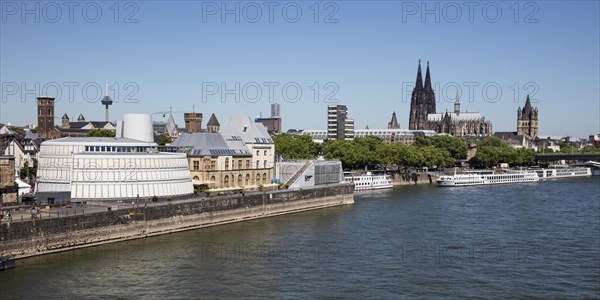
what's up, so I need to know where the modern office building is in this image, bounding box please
[327,105,354,140]
[297,129,437,144]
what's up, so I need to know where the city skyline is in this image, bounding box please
[1,1,599,138]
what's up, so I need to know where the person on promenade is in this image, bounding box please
[7,210,12,222]
[0,210,4,221]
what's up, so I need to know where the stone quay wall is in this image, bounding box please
[0,184,354,259]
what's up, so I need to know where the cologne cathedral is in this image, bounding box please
[408,61,493,137]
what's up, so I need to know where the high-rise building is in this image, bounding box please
[327,105,354,140]
[408,60,436,130]
[256,103,282,134]
[517,95,539,139]
[271,102,280,118]
[184,112,203,133]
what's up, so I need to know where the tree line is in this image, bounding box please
[274,134,546,170]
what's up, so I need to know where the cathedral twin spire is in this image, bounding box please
[409,60,436,130]
[415,60,433,90]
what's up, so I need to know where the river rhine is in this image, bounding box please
[1,177,599,299]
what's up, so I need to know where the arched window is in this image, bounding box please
[256,173,261,184]
[237,174,242,186]
[262,173,267,184]
[224,175,229,187]
[225,158,229,170]
[210,175,216,182]
[193,176,199,181]
[245,174,250,185]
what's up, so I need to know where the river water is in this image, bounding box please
[1,177,599,299]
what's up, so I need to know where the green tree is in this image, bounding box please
[470,137,535,168]
[19,158,38,182]
[157,133,172,146]
[426,135,468,159]
[86,129,116,137]
[580,145,600,153]
[273,134,319,159]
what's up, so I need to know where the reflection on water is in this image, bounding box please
[1,178,599,298]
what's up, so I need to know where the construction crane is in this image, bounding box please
[152,106,186,119]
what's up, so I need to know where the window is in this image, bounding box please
[225,158,229,170]
[246,160,250,169]
[256,150,260,156]
[237,174,242,186]
[238,160,242,170]
[262,173,267,184]
[263,160,267,168]
[193,160,199,171]
[264,150,267,155]
[245,174,250,185]
[224,175,230,187]
[211,160,216,170]
[256,161,259,169]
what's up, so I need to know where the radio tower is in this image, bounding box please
[101,80,113,122]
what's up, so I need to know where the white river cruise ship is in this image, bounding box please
[344,172,393,191]
[533,167,592,180]
[436,170,539,187]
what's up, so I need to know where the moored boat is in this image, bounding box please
[532,167,592,180]
[436,170,539,187]
[344,172,393,190]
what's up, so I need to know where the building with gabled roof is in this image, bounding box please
[169,117,275,190]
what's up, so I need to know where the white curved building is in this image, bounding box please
[36,114,193,203]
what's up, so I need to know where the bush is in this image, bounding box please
[204,189,212,196]
[152,195,158,202]
[166,196,172,201]
[193,188,198,195]
[258,184,264,191]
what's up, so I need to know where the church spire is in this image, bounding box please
[388,111,400,129]
[454,91,460,115]
[424,61,432,90]
[522,94,532,116]
[415,60,423,90]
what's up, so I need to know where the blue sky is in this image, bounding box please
[1,1,599,138]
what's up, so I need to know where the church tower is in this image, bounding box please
[408,60,436,130]
[423,61,436,115]
[453,92,460,115]
[517,95,538,139]
[61,113,70,128]
[37,96,55,139]
[388,111,400,129]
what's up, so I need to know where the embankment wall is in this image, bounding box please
[0,184,353,259]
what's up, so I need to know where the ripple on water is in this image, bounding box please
[0,178,598,299]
